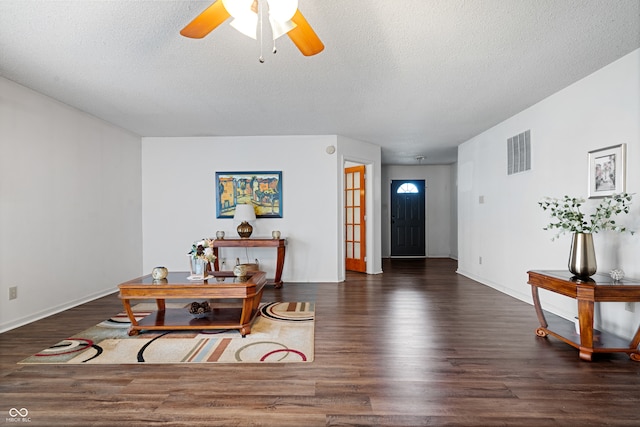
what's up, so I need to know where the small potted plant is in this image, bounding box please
[538,193,634,277]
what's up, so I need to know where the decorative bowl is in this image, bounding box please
[234,262,258,276]
[152,266,168,280]
[188,301,211,318]
[190,312,210,319]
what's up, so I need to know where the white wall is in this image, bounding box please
[0,77,143,332]
[142,135,381,282]
[381,164,454,258]
[457,49,640,340]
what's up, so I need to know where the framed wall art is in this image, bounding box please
[588,144,626,198]
[215,171,282,218]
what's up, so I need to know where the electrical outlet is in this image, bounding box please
[625,302,635,313]
[479,256,483,265]
[9,286,17,300]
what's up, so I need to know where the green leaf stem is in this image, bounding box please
[538,193,635,240]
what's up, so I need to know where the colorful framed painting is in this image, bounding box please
[216,171,282,218]
[588,144,626,198]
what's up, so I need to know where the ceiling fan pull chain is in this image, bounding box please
[258,0,265,63]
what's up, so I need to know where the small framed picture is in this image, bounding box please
[588,144,626,198]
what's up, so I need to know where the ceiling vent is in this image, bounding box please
[507,130,531,175]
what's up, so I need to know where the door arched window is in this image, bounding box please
[396,183,419,194]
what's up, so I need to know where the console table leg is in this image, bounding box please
[577,299,594,350]
[626,322,640,362]
[630,324,640,349]
[579,348,594,361]
[212,248,220,271]
[531,287,548,329]
[274,245,286,288]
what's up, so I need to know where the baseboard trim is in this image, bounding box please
[456,268,574,321]
[0,288,117,333]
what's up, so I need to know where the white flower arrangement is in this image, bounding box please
[189,239,217,263]
[538,193,634,240]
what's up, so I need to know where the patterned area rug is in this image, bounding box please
[19,302,314,364]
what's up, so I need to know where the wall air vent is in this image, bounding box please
[507,130,531,175]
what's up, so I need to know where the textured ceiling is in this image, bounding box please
[1,1,639,165]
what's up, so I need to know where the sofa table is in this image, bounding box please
[118,270,266,337]
[211,238,286,288]
[527,270,640,362]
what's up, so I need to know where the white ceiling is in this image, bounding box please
[1,1,639,165]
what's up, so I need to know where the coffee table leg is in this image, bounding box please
[239,298,254,337]
[122,298,140,336]
[240,325,251,337]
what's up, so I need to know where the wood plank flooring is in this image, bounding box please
[1,258,639,426]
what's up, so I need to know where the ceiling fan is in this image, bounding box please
[180,0,324,57]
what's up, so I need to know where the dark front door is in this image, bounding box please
[390,180,425,257]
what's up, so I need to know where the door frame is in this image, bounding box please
[345,164,366,272]
[390,179,426,257]
[387,178,428,258]
[341,159,375,278]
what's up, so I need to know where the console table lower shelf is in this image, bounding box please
[535,311,640,362]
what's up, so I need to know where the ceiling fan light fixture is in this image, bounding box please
[223,0,299,40]
[270,18,296,40]
[266,0,298,39]
[182,0,323,57]
[222,0,256,19]
[267,0,298,22]
[230,15,259,39]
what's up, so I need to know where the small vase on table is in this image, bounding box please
[189,257,208,279]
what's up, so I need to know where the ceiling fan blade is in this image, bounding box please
[180,0,231,39]
[287,9,324,56]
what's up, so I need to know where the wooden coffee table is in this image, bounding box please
[118,270,266,337]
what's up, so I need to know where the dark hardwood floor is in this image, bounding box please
[1,258,639,426]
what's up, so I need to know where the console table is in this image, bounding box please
[527,270,640,362]
[212,238,286,288]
